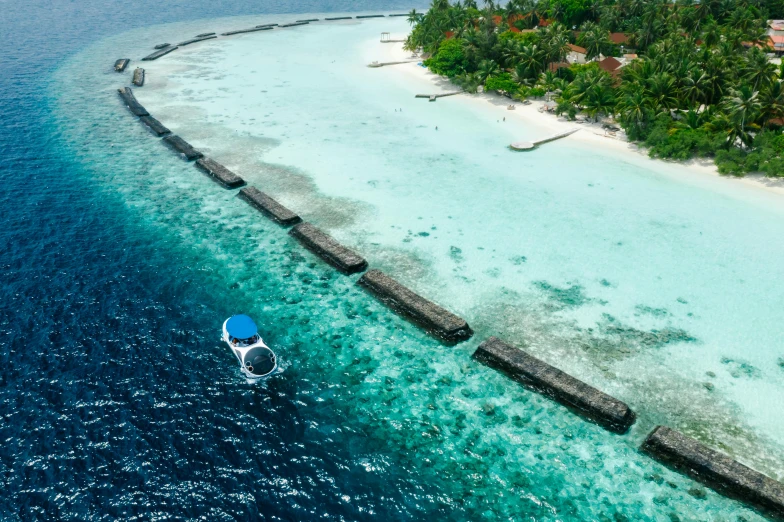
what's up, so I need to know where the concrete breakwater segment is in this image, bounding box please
[296,18,319,22]
[142,46,178,61]
[356,14,385,18]
[222,26,273,36]
[642,426,784,518]
[239,187,302,226]
[257,23,279,27]
[162,135,203,161]
[325,16,353,20]
[195,158,245,188]
[117,87,149,117]
[177,35,218,47]
[280,22,309,28]
[196,32,216,37]
[358,269,473,342]
[153,43,170,49]
[114,59,130,72]
[388,13,408,16]
[289,223,368,274]
[132,68,145,87]
[472,337,636,433]
[138,115,170,136]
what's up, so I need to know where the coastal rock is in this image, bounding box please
[132,68,145,87]
[114,58,130,72]
[117,87,148,117]
[357,269,472,342]
[472,337,636,433]
[289,223,367,274]
[239,187,301,226]
[195,157,244,188]
[162,135,203,161]
[641,426,784,518]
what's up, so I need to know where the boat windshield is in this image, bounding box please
[230,334,259,347]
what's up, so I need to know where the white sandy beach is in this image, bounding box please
[370,34,784,198]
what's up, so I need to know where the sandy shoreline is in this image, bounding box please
[370,36,784,198]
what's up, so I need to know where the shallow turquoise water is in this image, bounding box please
[44,12,784,520]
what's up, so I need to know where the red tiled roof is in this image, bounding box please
[609,33,629,44]
[598,56,622,71]
[568,43,587,54]
[547,61,571,72]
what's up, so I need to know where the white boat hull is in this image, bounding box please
[222,320,277,380]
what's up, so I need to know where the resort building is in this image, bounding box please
[567,43,587,64]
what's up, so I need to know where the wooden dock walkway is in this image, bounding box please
[415,91,462,101]
[510,128,578,150]
[368,59,419,68]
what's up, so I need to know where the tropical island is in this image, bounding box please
[404,0,784,176]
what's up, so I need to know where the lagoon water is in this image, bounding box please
[2,0,783,520]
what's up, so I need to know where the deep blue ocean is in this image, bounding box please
[0,1,456,520]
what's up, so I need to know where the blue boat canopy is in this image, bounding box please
[226,314,258,339]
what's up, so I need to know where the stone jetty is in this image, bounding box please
[139,115,170,136]
[472,337,636,433]
[162,136,203,161]
[642,426,784,518]
[117,87,148,117]
[222,26,273,36]
[114,59,130,72]
[177,35,218,47]
[142,46,178,61]
[239,187,301,226]
[132,68,145,87]
[358,269,473,342]
[289,223,368,274]
[195,158,245,188]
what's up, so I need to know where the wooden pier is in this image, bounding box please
[510,128,578,151]
[368,59,419,68]
[415,91,462,101]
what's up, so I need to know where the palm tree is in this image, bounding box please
[476,59,501,82]
[743,48,777,92]
[725,85,761,148]
[758,81,784,128]
[517,44,545,78]
[407,9,423,26]
[617,88,652,136]
[578,22,612,60]
[646,72,679,112]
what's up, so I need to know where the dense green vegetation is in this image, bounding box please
[405,0,784,176]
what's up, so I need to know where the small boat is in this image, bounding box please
[222,314,277,380]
